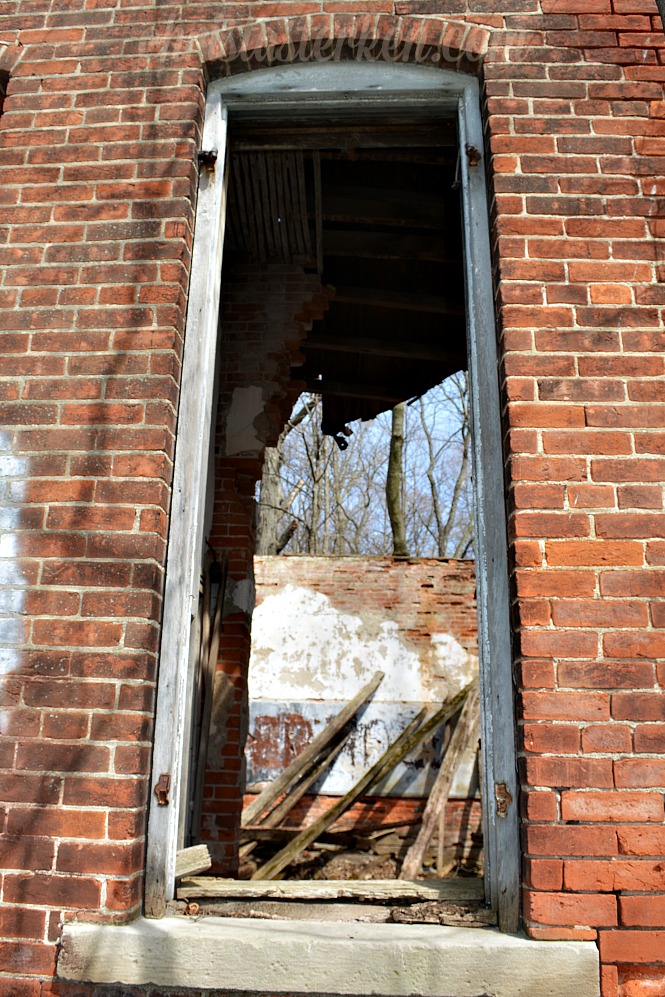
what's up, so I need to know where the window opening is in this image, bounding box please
[144,64,519,936]
[175,116,487,924]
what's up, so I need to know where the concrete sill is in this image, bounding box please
[58,915,600,997]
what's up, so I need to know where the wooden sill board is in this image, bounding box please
[176,877,484,902]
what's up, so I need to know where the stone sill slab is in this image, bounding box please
[58,916,600,997]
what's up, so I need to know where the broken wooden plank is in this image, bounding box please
[251,682,473,881]
[239,736,351,861]
[241,670,384,827]
[400,679,479,881]
[389,899,495,928]
[302,334,464,365]
[251,709,426,881]
[262,730,351,829]
[175,844,212,880]
[190,553,228,844]
[176,877,483,903]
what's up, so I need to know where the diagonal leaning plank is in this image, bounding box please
[399,678,479,880]
[252,681,472,882]
[251,709,426,881]
[241,670,384,827]
[239,733,352,861]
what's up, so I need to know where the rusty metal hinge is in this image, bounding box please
[495,782,513,818]
[154,773,171,806]
[198,148,218,169]
[465,144,481,168]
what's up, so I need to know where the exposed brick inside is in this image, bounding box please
[202,265,330,871]
[0,3,664,994]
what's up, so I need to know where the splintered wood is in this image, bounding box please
[184,674,484,924]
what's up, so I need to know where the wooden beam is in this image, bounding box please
[304,379,404,403]
[251,710,426,881]
[175,844,212,880]
[390,900,496,928]
[143,95,229,920]
[241,670,384,827]
[303,335,465,365]
[333,286,464,315]
[230,123,456,152]
[399,679,479,881]
[322,229,455,262]
[252,683,471,882]
[322,186,448,231]
[177,877,483,903]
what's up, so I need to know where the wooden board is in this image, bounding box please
[175,844,212,880]
[143,95,229,919]
[177,877,484,902]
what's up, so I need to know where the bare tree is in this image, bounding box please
[386,402,409,557]
[417,372,473,558]
[256,374,474,559]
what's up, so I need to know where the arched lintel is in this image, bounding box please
[196,14,489,81]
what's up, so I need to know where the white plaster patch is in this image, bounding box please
[430,633,478,697]
[225,385,264,456]
[248,584,480,795]
[250,584,426,702]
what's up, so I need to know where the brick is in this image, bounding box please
[521,789,559,821]
[545,541,644,566]
[520,631,599,658]
[559,660,655,689]
[600,930,665,964]
[581,723,632,752]
[615,758,665,787]
[56,841,143,876]
[552,601,648,628]
[634,724,665,752]
[523,722,580,753]
[525,890,617,927]
[4,874,101,910]
[524,858,563,890]
[613,695,665,721]
[524,756,614,788]
[620,895,665,927]
[617,826,665,856]
[526,824,617,856]
[561,791,665,823]
[522,690,610,721]
[603,632,665,658]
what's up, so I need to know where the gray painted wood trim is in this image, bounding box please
[458,79,520,933]
[144,95,229,918]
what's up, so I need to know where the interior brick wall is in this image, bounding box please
[0,3,664,995]
[254,555,478,654]
[202,264,330,872]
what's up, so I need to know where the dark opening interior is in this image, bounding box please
[225,115,467,445]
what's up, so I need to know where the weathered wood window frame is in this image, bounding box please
[144,62,520,933]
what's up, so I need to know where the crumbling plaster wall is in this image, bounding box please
[248,556,479,798]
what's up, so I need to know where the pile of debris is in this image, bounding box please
[237,671,482,882]
[175,673,488,926]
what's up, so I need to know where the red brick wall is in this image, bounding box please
[254,555,478,654]
[0,4,664,995]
